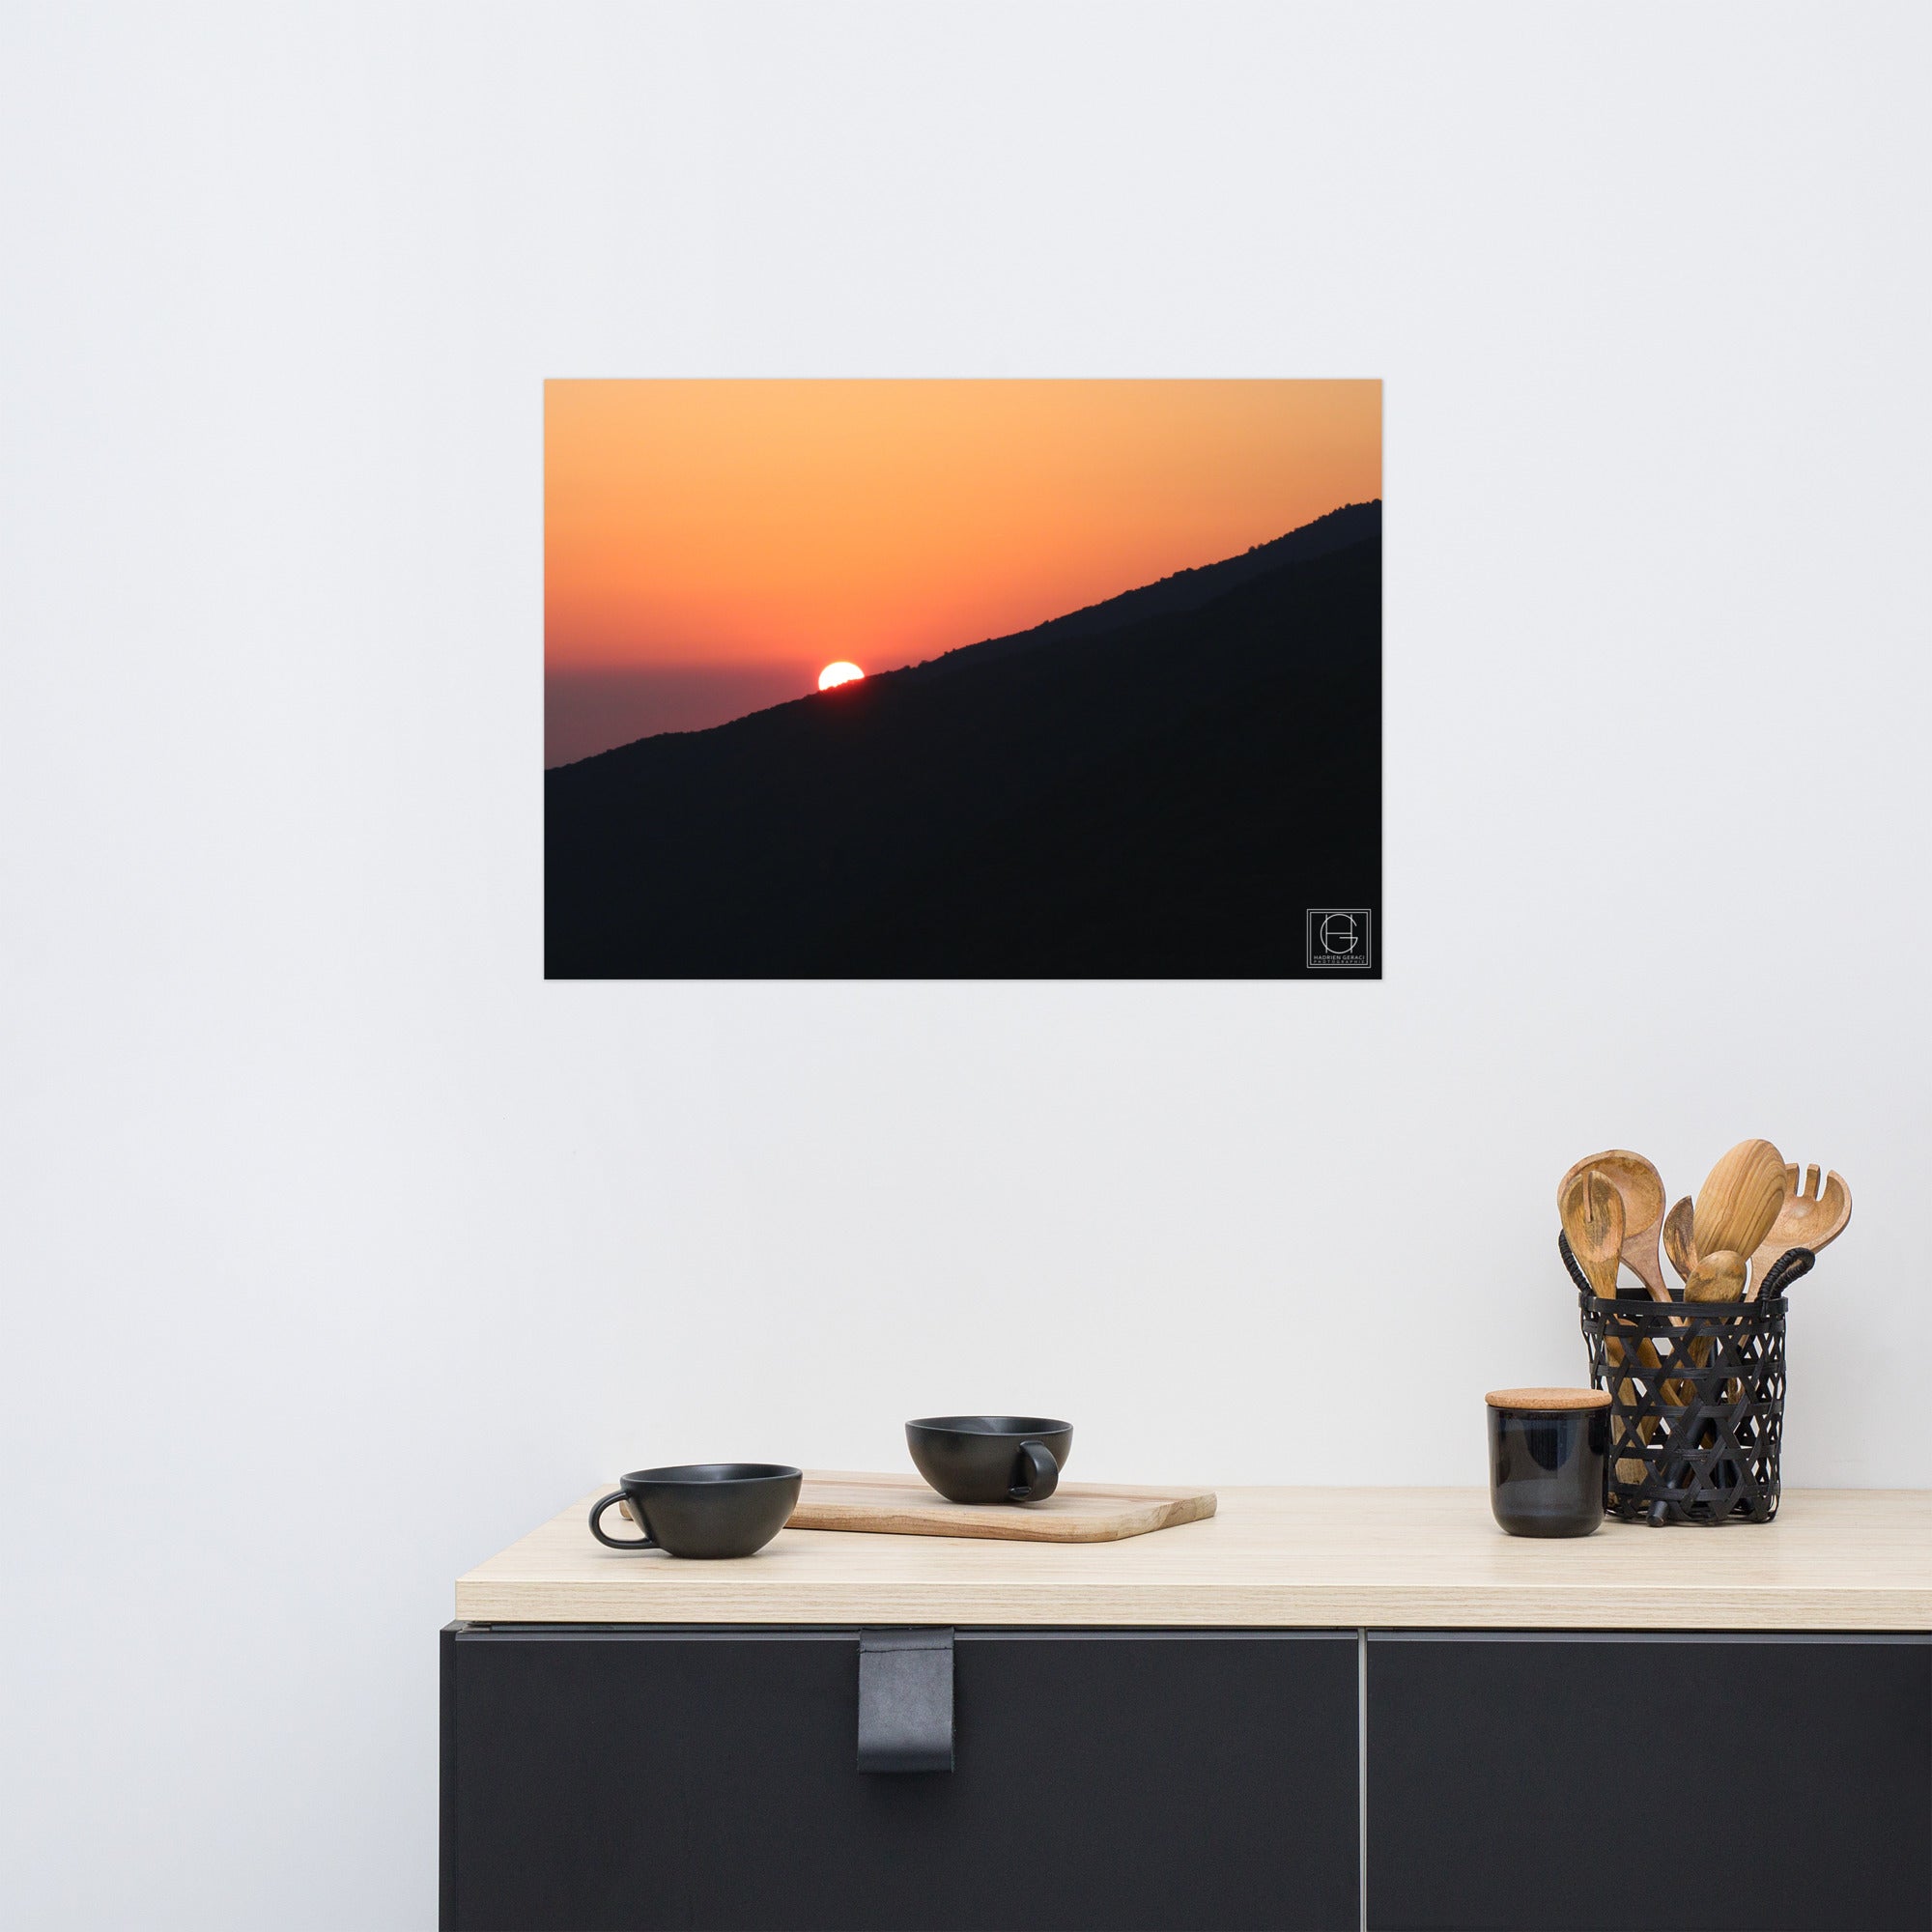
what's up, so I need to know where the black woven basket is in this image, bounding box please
[1564,1234,1812,1525]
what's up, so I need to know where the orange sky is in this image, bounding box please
[545,380,1380,682]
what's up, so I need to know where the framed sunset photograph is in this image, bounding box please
[545,379,1381,978]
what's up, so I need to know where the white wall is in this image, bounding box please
[3,4,1927,1925]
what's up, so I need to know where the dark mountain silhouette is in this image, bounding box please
[547,503,1380,978]
[898,497,1380,685]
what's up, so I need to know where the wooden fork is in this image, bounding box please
[1748,1165,1852,1298]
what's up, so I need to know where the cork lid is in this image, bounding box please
[1485,1386,1611,1411]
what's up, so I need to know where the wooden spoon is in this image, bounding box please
[1556,1151,1669,1301]
[1559,1168,1624,1297]
[1664,1248,1748,1404]
[1657,1196,1698,1406]
[1684,1249,1746,1304]
[1662,1196,1697,1285]
[1747,1165,1852,1299]
[1692,1140,1786,1268]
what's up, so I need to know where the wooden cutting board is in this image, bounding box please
[785,1470,1217,1544]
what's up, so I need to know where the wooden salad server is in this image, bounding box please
[1559,1168,1650,1483]
[1557,1151,1669,1301]
[1747,1165,1852,1299]
[1559,1167,1624,1297]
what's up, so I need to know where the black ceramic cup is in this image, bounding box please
[905,1416,1072,1505]
[587,1463,803,1558]
[1485,1389,1608,1538]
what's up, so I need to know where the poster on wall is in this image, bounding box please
[545,380,1381,979]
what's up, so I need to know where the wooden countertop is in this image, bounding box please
[455,1482,1932,1631]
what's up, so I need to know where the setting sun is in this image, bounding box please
[817,662,865,691]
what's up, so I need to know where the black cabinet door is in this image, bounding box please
[1366,1632,1932,1931]
[442,1626,1359,1932]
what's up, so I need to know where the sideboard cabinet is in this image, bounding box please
[443,1487,1932,1931]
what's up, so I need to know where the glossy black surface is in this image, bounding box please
[441,1625,1360,1931]
[587,1463,802,1559]
[904,1416,1073,1504]
[1486,1406,1605,1538]
[1367,1633,1932,1930]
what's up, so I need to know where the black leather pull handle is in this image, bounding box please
[857,1629,954,1774]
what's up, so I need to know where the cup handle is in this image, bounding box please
[1009,1440,1060,1503]
[588,1491,657,1550]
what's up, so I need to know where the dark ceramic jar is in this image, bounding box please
[1485,1387,1609,1538]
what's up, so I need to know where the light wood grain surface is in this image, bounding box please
[454,1483,1932,1631]
[1483,1388,1610,1411]
[786,1472,1215,1542]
